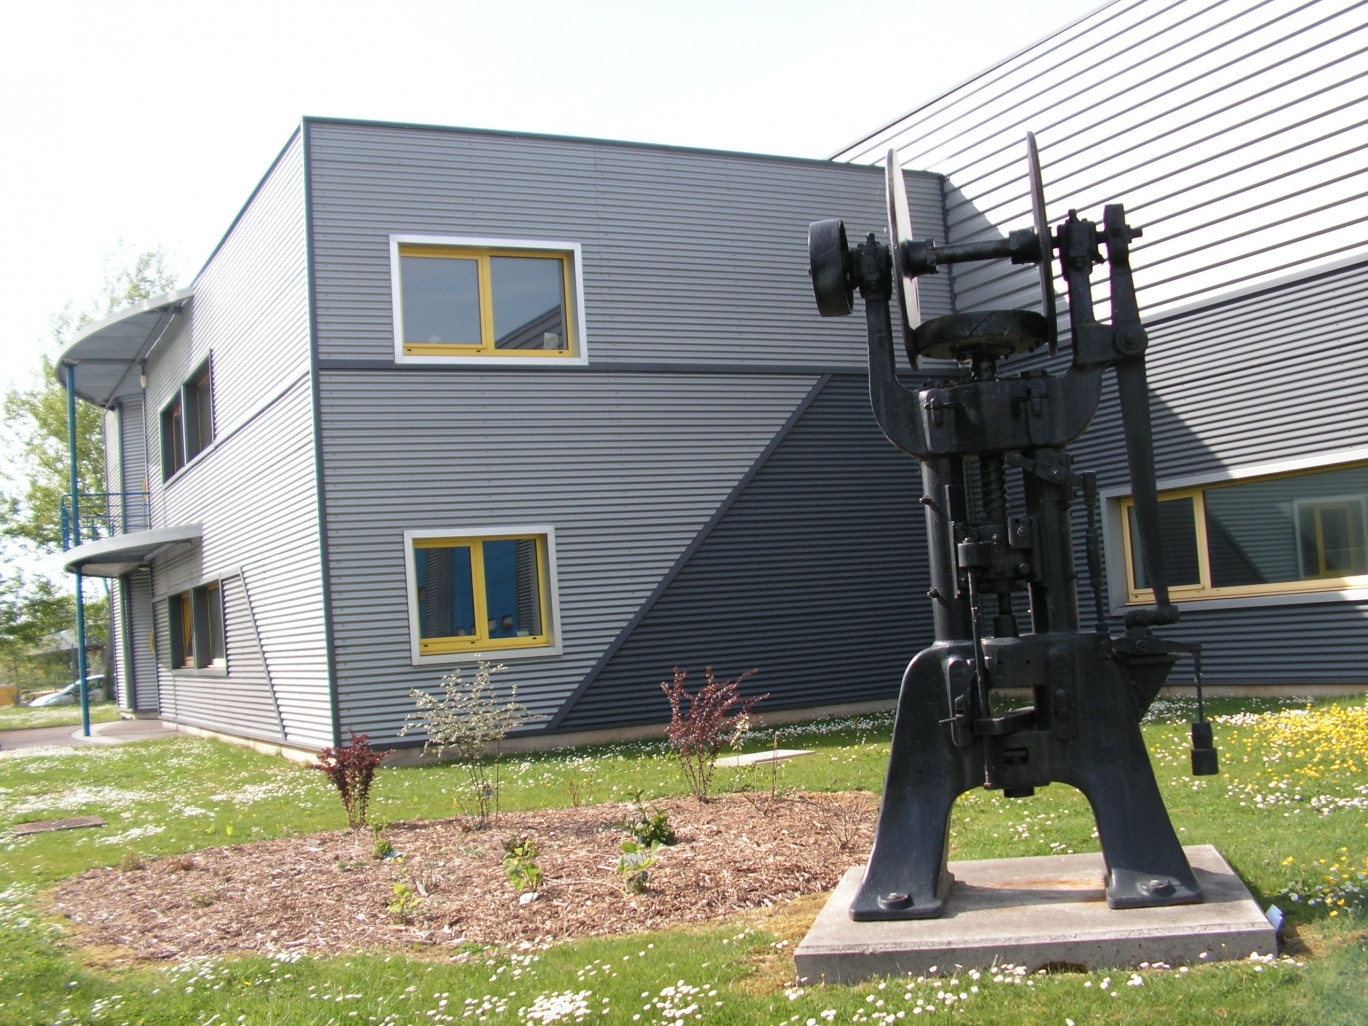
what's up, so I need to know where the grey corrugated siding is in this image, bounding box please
[305,121,950,368]
[556,375,928,731]
[828,0,1368,688]
[836,0,1368,323]
[321,370,824,741]
[120,574,157,711]
[138,134,332,747]
[303,121,951,742]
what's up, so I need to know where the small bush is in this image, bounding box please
[661,666,766,800]
[313,730,387,830]
[616,840,661,894]
[387,882,421,925]
[621,797,676,847]
[402,659,538,828]
[501,836,543,893]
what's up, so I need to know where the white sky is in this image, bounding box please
[0,0,1104,395]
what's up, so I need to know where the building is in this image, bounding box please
[60,0,1368,755]
[57,122,951,754]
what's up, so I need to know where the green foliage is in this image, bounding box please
[620,796,676,847]
[616,839,661,893]
[402,658,538,827]
[501,835,543,892]
[386,882,421,924]
[371,835,396,861]
[660,665,766,800]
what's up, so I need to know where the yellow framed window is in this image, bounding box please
[411,534,551,655]
[1121,462,1368,602]
[397,244,575,357]
[167,581,227,671]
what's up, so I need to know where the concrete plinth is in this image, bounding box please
[795,846,1275,984]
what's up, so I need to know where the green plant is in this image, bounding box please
[402,659,538,828]
[372,836,396,861]
[386,882,421,924]
[660,665,766,800]
[313,730,388,829]
[616,840,661,893]
[501,835,543,892]
[119,849,144,872]
[621,796,676,847]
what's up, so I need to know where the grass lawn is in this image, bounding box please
[0,696,1364,1024]
[0,703,123,732]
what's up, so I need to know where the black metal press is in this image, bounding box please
[808,135,1219,921]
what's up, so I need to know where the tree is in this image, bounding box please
[0,247,179,687]
[2,246,178,552]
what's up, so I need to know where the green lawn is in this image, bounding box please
[1,697,1364,1024]
[0,702,123,732]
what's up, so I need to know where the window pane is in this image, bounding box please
[401,255,481,346]
[415,544,477,640]
[192,370,214,457]
[205,584,225,664]
[1129,497,1200,589]
[481,539,543,638]
[1205,466,1368,586]
[163,399,185,478]
[489,257,567,351]
[172,593,194,668]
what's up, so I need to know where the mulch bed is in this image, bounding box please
[50,792,876,961]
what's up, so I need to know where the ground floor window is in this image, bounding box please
[405,529,556,659]
[168,581,225,670]
[1121,462,1368,603]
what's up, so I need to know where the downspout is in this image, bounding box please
[65,361,90,737]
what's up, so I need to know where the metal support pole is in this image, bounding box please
[65,362,90,737]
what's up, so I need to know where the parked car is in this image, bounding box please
[27,676,107,707]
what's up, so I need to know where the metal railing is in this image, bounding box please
[60,492,151,551]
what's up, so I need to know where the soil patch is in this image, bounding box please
[51,792,875,962]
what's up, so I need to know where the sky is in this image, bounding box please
[0,0,1105,396]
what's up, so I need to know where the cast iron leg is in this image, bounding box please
[850,643,979,921]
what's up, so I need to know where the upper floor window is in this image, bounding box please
[390,236,587,365]
[1120,462,1368,603]
[160,359,214,480]
[403,527,561,663]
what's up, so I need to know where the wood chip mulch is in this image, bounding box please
[49,792,875,962]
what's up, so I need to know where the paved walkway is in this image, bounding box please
[0,717,179,752]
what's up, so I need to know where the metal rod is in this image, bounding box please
[66,362,90,738]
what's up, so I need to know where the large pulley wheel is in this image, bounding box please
[808,218,855,317]
[885,148,922,367]
[1026,132,1059,356]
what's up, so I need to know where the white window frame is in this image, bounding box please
[402,525,564,665]
[389,235,589,367]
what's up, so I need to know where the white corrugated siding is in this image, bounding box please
[140,134,331,747]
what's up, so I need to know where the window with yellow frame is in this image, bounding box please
[1121,462,1368,603]
[395,241,578,358]
[410,534,552,656]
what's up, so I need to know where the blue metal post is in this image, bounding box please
[65,362,90,737]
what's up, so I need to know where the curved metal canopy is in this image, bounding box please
[55,288,194,406]
[62,523,202,578]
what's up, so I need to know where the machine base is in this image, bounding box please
[795,846,1274,985]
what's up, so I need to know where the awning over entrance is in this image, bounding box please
[62,524,202,578]
[55,288,194,406]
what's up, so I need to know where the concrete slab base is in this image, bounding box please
[795,845,1275,985]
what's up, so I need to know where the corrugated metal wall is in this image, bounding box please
[305,120,944,741]
[556,375,928,731]
[836,0,1368,321]
[828,0,1368,688]
[138,134,332,747]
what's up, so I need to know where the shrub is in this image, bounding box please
[621,796,676,847]
[401,659,538,828]
[313,730,387,830]
[501,836,543,893]
[661,666,766,800]
[387,882,421,924]
[616,840,661,894]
